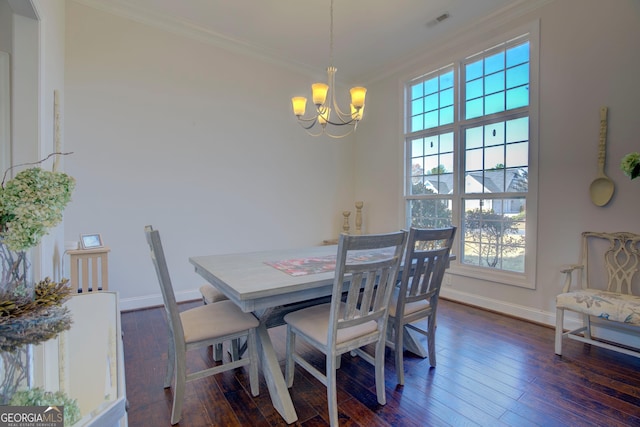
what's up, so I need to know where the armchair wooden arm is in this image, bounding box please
[559,264,584,293]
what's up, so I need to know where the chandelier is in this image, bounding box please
[291,0,366,138]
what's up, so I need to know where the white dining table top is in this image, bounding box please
[189,245,341,313]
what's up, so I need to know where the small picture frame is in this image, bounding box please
[80,233,103,249]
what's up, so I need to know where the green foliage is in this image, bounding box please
[0,168,75,251]
[620,152,640,179]
[464,208,520,268]
[10,387,81,426]
[409,181,452,228]
[428,164,447,174]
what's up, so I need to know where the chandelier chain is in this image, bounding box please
[329,0,334,66]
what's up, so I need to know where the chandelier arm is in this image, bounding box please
[299,123,326,137]
[324,126,355,139]
[323,117,358,127]
[297,118,319,130]
[296,117,357,138]
[295,115,320,124]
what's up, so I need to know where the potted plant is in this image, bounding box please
[0,155,75,404]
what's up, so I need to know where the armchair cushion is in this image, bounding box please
[557,289,640,325]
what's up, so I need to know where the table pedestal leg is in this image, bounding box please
[401,325,428,358]
[256,323,298,424]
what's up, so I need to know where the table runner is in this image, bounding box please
[265,248,395,276]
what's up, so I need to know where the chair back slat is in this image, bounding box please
[398,227,456,309]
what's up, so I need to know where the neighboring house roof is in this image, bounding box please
[423,168,527,195]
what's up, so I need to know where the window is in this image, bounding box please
[404,27,538,288]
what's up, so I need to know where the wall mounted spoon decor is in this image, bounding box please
[589,106,615,206]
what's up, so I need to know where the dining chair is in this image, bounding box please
[144,225,259,425]
[284,230,408,426]
[199,283,227,304]
[386,226,456,385]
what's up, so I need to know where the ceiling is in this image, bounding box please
[78,0,529,83]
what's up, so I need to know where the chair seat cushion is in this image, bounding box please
[199,284,228,304]
[181,300,258,343]
[556,289,640,325]
[388,287,431,318]
[284,302,378,346]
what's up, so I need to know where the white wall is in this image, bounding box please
[356,0,640,326]
[0,0,66,280]
[64,1,356,309]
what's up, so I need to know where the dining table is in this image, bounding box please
[189,243,445,424]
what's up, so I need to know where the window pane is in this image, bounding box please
[411,115,423,132]
[466,98,483,119]
[507,42,529,67]
[466,126,483,149]
[425,77,438,94]
[506,117,528,143]
[485,145,505,171]
[411,177,435,195]
[465,149,483,172]
[408,198,453,228]
[424,154,440,174]
[440,71,454,89]
[425,111,439,129]
[506,167,528,192]
[485,92,504,115]
[461,198,525,272]
[506,86,528,109]
[485,72,505,94]
[507,63,528,89]
[424,136,438,155]
[411,82,423,99]
[485,51,504,74]
[466,60,483,81]
[411,98,424,115]
[425,93,438,111]
[411,158,424,177]
[466,79,483,100]
[506,141,528,168]
[440,152,454,175]
[440,87,453,107]
[440,106,454,125]
[484,122,504,147]
[411,138,424,157]
[440,132,454,152]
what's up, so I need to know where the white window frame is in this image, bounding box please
[403,21,539,289]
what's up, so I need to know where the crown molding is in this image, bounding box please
[70,0,320,78]
[361,0,555,85]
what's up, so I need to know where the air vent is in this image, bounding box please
[426,12,450,28]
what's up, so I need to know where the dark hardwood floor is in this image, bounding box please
[122,299,640,426]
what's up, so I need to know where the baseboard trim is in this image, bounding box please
[119,289,201,312]
[120,286,587,334]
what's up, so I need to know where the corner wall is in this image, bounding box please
[355,0,640,328]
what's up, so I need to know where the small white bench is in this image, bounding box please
[555,231,640,358]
